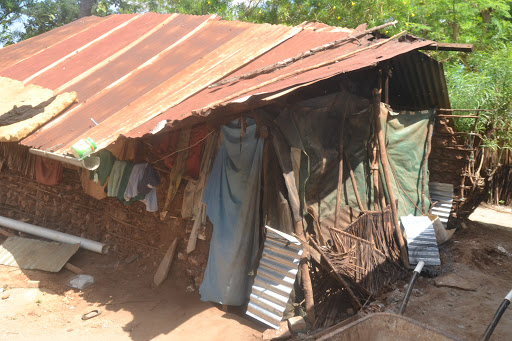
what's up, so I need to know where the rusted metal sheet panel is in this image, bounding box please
[246,226,303,329]
[0,16,106,73]
[0,12,442,152]
[134,35,433,135]
[53,21,300,152]
[21,14,221,149]
[390,51,450,109]
[1,14,139,82]
[0,237,79,272]
[30,13,172,90]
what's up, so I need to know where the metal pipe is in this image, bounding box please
[399,261,424,315]
[0,215,108,254]
[29,148,100,171]
[481,289,512,341]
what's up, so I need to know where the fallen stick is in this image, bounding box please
[64,263,85,275]
[0,227,14,237]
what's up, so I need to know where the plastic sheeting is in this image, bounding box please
[275,92,433,237]
[200,119,263,306]
[381,107,434,217]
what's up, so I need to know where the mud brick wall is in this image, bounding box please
[0,167,211,288]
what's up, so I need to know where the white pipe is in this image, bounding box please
[29,148,100,171]
[0,215,108,254]
[414,261,425,273]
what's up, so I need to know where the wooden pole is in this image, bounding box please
[270,127,315,323]
[335,111,347,229]
[372,88,409,267]
[421,118,434,213]
[343,150,366,212]
[371,144,383,210]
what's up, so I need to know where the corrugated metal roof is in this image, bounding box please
[246,226,303,329]
[0,236,80,272]
[0,13,435,154]
[389,51,450,109]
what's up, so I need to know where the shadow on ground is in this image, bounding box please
[0,241,265,341]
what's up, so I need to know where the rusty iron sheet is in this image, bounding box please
[2,14,139,82]
[30,13,173,90]
[0,16,106,73]
[390,51,450,109]
[0,13,440,153]
[68,22,300,152]
[0,237,79,272]
[22,16,299,152]
[133,34,434,135]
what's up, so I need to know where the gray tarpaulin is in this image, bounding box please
[200,118,263,306]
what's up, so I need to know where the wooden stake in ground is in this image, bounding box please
[372,89,409,267]
[154,238,178,287]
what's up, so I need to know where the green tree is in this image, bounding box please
[20,0,79,41]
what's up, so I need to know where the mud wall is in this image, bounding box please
[0,166,211,289]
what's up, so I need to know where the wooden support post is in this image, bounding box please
[343,150,366,212]
[335,111,347,229]
[371,144,380,211]
[160,129,191,220]
[271,127,315,323]
[372,88,409,267]
[421,118,434,213]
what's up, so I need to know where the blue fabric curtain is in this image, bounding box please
[200,119,263,306]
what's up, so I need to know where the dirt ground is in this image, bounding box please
[377,204,512,340]
[0,247,264,341]
[1,204,511,341]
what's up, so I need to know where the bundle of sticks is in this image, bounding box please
[312,206,405,302]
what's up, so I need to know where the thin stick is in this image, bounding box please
[209,21,398,88]
[344,150,366,212]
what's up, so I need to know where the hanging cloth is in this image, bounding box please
[35,156,62,186]
[200,119,263,306]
